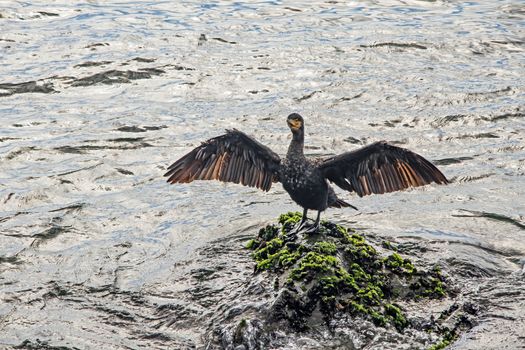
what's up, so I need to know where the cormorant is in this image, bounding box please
[164,113,448,233]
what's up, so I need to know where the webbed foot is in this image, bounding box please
[287,220,308,238]
[301,222,321,235]
[300,210,321,234]
[286,208,309,238]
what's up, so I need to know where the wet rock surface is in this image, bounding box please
[205,213,472,349]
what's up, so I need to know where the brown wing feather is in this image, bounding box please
[318,141,448,197]
[164,129,281,191]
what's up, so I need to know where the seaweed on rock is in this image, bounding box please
[247,212,448,333]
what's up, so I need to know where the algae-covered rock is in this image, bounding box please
[247,212,448,333]
[205,213,477,349]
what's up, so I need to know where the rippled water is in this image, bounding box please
[1,1,524,349]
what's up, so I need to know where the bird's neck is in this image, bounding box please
[287,131,305,160]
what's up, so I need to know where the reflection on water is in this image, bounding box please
[0,1,524,349]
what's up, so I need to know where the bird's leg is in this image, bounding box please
[296,208,309,231]
[289,208,308,235]
[302,211,321,234]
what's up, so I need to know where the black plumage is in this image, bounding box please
[165,113,448,233]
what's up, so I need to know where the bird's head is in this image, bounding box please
[287,113,304,133]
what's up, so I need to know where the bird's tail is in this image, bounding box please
[331,198,358,211]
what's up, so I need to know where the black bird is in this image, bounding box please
[164,113,448,233]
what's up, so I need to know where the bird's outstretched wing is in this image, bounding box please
[164,129,281,191]
[318,141,448,197]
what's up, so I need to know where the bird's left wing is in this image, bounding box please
[317,141,448,197]
[164,129,281,191]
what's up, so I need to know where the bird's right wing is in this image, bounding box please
[318,141,448,197]
[164,129,281,191]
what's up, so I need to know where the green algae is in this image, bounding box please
[427,330,458,350]
[245,239,257,250]
[248,212,450,333]
[313,241,337,255]
[278,211,302,233]
[384,303,408,331]
[384,252,416,275]
[381,240,398,251]
[289,251,338,281]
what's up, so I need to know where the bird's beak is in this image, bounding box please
[288,119,302,130]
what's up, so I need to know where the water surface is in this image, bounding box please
[1,1,524,349]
